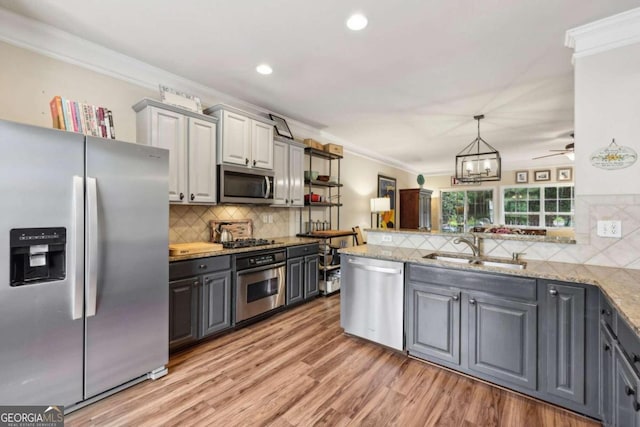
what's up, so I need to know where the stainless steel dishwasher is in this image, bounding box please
[340,255,404,351]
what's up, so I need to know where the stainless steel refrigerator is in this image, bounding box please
[0,119,169,410]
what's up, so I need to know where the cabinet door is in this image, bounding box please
[545,283,585,403]
[289,144,305,207]
[601,322,615,426]
[169,277,199,350]
[188,118,217,204]
[614,347,640,427]
[200,270,231,338]
[419,192,432,230]
[304,255,319,298]
[150,107,186,202]
[406,282,461,365]
[286,257,304,305]
[221,110,250,166]
[251,120,274,169]
[272,140,289,206]
[468,294,537,390]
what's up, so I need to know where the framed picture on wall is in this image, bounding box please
[269,114,294,139]
[557,167,573,181]
[515,170,529,183]
[377,174,396,229]
[534,169,551,182]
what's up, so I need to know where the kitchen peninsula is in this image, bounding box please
[340,228,640,423]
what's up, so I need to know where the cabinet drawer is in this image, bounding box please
[408,264,536,301]
[600,292,618,335]
[617,315,640,371]
[170,255,231,280]
[287,243,319,259]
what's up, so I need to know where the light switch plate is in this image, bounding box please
[597,220,622,238]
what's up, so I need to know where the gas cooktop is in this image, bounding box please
[221,238,277,249]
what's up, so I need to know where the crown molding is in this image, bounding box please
[565,7,640,59]
[0,6,417,174]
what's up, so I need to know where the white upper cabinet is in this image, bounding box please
[221,110,251,166]
[188,118,217,203]
[272,137,304,207]
[150,108,186,202]
[205,105,275,170]
[251,120,274,169]
[289,143,304,206]
[272,140,289,206]
[133,99,218,204]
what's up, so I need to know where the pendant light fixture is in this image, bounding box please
[455,114,501,182]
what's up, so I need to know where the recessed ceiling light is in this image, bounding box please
[346,13,368,31]
[256,64,273,75]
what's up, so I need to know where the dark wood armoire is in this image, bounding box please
[399,188,432,230]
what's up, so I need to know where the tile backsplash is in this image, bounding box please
[368,194,640,270]
[170,205,293,243]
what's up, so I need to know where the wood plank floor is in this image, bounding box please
[66,295,600,426]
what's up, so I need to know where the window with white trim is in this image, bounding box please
[502,184,574,228]
[441,188,495,232]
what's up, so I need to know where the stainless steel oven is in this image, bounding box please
[218,164,274,204]
[234,249,286,323]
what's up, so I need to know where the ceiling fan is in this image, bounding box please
[533,133,575,160]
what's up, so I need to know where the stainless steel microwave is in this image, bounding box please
[218,164,274,204]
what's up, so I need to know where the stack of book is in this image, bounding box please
[49,96,116,139]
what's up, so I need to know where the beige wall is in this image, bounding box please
[0,40,415,242]
[0,41,153,142]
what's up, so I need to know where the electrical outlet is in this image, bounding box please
[262,214,268,223]
[382,235,392,242]
[268,215,273,223]
[597,220,622,238]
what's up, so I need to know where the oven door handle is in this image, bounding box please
[236,261,286,275]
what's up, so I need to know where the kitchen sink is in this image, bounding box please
[423,252,526,270]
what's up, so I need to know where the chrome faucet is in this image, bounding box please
[453,234,481,257]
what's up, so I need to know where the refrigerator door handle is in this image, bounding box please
[72,176,84,320]
[86,176,98,317]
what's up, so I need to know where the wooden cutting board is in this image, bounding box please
[169,242,223,256]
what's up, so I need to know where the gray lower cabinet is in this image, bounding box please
[599,292,640,426]
[169,277,199,349]
[200,270,232,338]
[287,257,304,305]
[407,265,537,388]
[286,244,319,304]
[467,293,537,390]
[305,254,319,298]
[613,347,640,427]
[601,321,615,426]
[406,282,460,365]
[406,264,600,420]
[169,255,232,351]
[544,282,586,403]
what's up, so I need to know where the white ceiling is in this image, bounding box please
[1,0,637,175]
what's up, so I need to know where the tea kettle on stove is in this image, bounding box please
[214,223,234,243]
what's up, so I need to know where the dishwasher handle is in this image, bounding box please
[347,259,403,275]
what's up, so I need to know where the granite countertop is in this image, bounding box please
[340,244,640,334]
[364,228,577,244]
[169,236,321,262]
